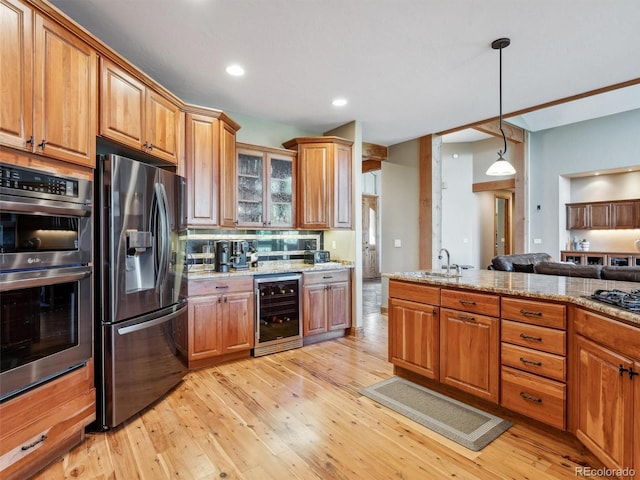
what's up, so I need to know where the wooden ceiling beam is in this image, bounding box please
[362,142,388,162]
[473,120,525,144]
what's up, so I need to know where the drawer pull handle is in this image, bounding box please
[322,276,334,279]
[215,285,229,289]
[459,300,476,306]
[519,392,542,403]
[519,333,542,342]
[519,357,542,367]
[629,367,639,380]
[457,314,476,322]
[22,434,47,451]
[520,309,542,317]
[619,365,630,377]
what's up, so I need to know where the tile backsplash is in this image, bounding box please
[183,229,323,268]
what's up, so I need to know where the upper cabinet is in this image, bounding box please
[566,199,640,230]
[184,105,240,227]
[282,136,353,230]
[0,0,97,167]
[236,143,296,229]
[100,58,181,165]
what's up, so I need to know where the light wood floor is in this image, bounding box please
[33,282,611,479]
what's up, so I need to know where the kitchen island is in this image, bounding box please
[384,269,639,479]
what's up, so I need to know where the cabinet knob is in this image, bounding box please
[619,364,630,377]
[629,367,639,380]
[26,135,34,148]
[37,139,46,150]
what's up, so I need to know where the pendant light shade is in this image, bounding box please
[486,37,515,177]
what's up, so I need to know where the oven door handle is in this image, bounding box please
[0,197,92,217]
[0,268,91,292]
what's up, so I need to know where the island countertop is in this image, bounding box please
[384,269,640,327]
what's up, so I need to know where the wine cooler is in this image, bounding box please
[253,273,303,356]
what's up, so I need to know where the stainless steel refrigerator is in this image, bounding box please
[95,154,187,429]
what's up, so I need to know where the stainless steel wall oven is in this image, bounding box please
[0,163,92,401]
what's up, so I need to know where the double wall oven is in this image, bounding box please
[0,163,93,401]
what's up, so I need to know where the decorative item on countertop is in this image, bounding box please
[580,239,590,251]
[572,236,580,251]
[635,238,640,252]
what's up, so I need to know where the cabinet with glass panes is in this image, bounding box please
[236,143,296,228]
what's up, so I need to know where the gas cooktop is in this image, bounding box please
[588,289,640,313]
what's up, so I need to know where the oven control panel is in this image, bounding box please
[0,164,78,198]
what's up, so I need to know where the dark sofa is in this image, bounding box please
[489,253,640,282]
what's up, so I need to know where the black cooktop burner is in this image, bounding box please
[589,289,640,313]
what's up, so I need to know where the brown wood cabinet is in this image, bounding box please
[388,280,440,380]
[282,137,353,229]
[440,307,499,403]
[236,143,296,228]
[566,199,640,230]
[612,200,640,228]
[500,297,567,430]
[183,277,254,369]
[0,0,97,167]
[302,269,351,337]
[100,58,181,165]
[572,308,639,477]
[0,362,95,480]
[184,107,240,226]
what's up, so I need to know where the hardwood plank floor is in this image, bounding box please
[32,283,612,479]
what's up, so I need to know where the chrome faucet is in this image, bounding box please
[438,248,451,273]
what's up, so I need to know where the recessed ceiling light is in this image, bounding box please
[226,64,245,76]
[332,98,348,107]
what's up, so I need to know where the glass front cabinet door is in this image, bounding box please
[236,144,295,228]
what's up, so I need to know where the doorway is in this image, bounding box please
[494,192,513,256]
[362,194,380,279]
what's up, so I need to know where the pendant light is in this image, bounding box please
[486,37,516,176]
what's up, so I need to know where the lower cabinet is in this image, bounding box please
[572,308,639,477]
[0,363,95,480]
[388,297,439,380]
[183,277,254,368]
[500,297,567,430]
[440,308,499,403]
[302,269,351,337]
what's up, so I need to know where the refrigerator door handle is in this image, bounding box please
[117,306,185,335]
[152,182,170,291]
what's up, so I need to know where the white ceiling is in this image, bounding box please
[50,0,640,147]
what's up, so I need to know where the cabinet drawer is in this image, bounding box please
[501,297,566,329]
[389,280,439,305]
[501,319,566,355]
[188,276,253,296]
[441,289,499,317]
[501,343,566,381]
[501,366,566,430]
[303,269,350,286]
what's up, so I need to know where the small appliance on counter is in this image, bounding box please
[230,240,249,270]
[304,250,330,264]
[215,240,230,272]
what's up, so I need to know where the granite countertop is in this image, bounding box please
[384,269,640,327]
[188,260,353,280]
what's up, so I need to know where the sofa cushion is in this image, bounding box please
[601,266,640,282]
[534,262,602,279]
[490,253,554,272]
[513,263,535,273]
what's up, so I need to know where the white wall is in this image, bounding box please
[380,139,420,305]
[229,111,319,148]
[529,109,640,256]
[441,143,480,268]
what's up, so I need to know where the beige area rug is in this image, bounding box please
[360,377,512,451]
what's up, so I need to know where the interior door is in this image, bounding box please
[362,195,380,278]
